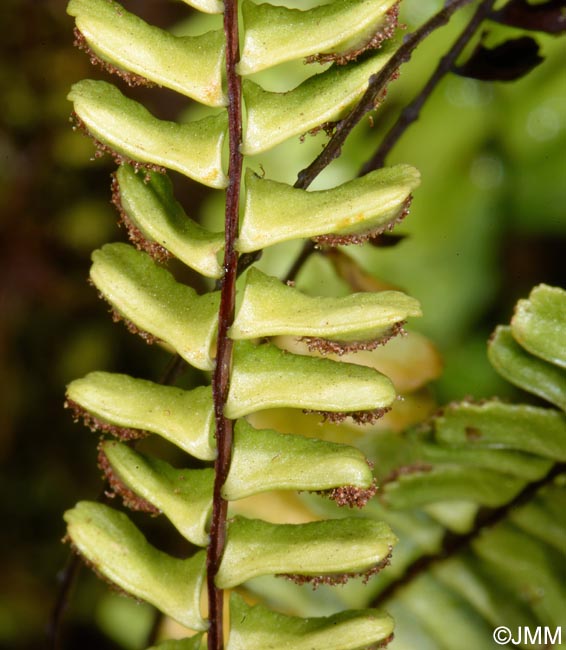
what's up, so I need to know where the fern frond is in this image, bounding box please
[62,0,425,647]
[231,267,421,344]
[223,419,374,499]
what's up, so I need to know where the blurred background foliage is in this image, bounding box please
[0,0,564,648]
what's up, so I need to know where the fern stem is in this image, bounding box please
[361,0,497,173]
[296,0,476,188]
[207,1,242,648]
[371,461,566,607]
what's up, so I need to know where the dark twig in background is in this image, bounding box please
[295,0,476,189]
[360,0,498,173]
[285,0,477,283]
[158,353,188,386]
[284,240,317,284]
[47,554,82,650]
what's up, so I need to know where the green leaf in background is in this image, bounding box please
[489,325,566,411]
[511,284,566,369]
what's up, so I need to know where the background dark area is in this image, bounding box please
[0,1,564,648]
[1,2,198,647]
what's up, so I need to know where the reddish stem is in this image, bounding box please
[207,1,242,649]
